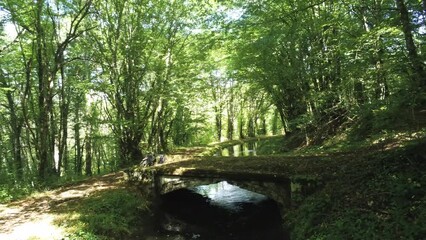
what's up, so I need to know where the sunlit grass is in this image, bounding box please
[1,172,148,240]
[51,188,149,240]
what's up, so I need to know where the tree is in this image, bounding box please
[395,0,426,88]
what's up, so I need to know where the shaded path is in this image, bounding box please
[0,172,125,240]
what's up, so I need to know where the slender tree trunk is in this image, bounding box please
[215,109,222,141]
[374,44,388,100]
[238,114,244,139]
[85,136,92,176]
[74,99,82,175]
[247,117,255,138]
[226,101,234,140]
[96,140,101,175]
[260,117,267,135]
[227,114,234,140]
[58,65,69,176]
[272,110,279,135]
[238,97,245,139]
[158,99,169,152]
[227,86,235,140]
[49,96,56,174]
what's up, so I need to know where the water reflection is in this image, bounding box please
[216,142,258,157]
[192,181,268,212]
[158,181,287,240]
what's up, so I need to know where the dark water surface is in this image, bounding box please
[143,181,288,240]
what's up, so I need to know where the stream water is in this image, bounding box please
[152,181,288,240]
[215,139,283,157]
[139,139,291,239]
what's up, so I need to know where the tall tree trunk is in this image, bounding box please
[0,72,24,180]
[57,65,69,176]
[96,140,101,175]
[227,113,234,140]
[238,97,245,139]
[227,110,233,141]
[247,117,255,138]
[215,108,222,141]
[74,98,82,175]
[85,136,92,176]
[260,117,267,135]
[395,0,426,88]
[158,99,169,152]
[227,91,234,140]
[374,39,388,100]
[35,0,51,180]
[272,110,279,135]
[238,115,244,139]
[8,98,24,181]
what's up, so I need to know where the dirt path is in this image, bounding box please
[0,172,125,240]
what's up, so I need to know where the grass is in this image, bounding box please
[53,188,149,240]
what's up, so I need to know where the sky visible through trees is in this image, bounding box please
[0,0,425,184]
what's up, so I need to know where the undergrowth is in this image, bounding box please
[286,141,426,240]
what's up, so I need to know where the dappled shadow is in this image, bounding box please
[0,172,126,239]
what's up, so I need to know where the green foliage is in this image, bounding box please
[255,136,287,154]
[0,183,34,203]
[64,231,100,240]
[351,96,425,140]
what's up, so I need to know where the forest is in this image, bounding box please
[0,0,425,239]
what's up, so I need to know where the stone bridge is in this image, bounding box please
[125,166,321,216]
[156,175,292,209]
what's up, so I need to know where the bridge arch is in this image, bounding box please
[125,167,322,217]
[155,175,292,214]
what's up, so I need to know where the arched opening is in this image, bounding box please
[157,181,289,240]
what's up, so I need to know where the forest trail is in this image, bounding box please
[0,172,125,240]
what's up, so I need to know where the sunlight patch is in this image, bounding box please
[0,214,64,240]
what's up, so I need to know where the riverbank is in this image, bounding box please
[286,139,425,239]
